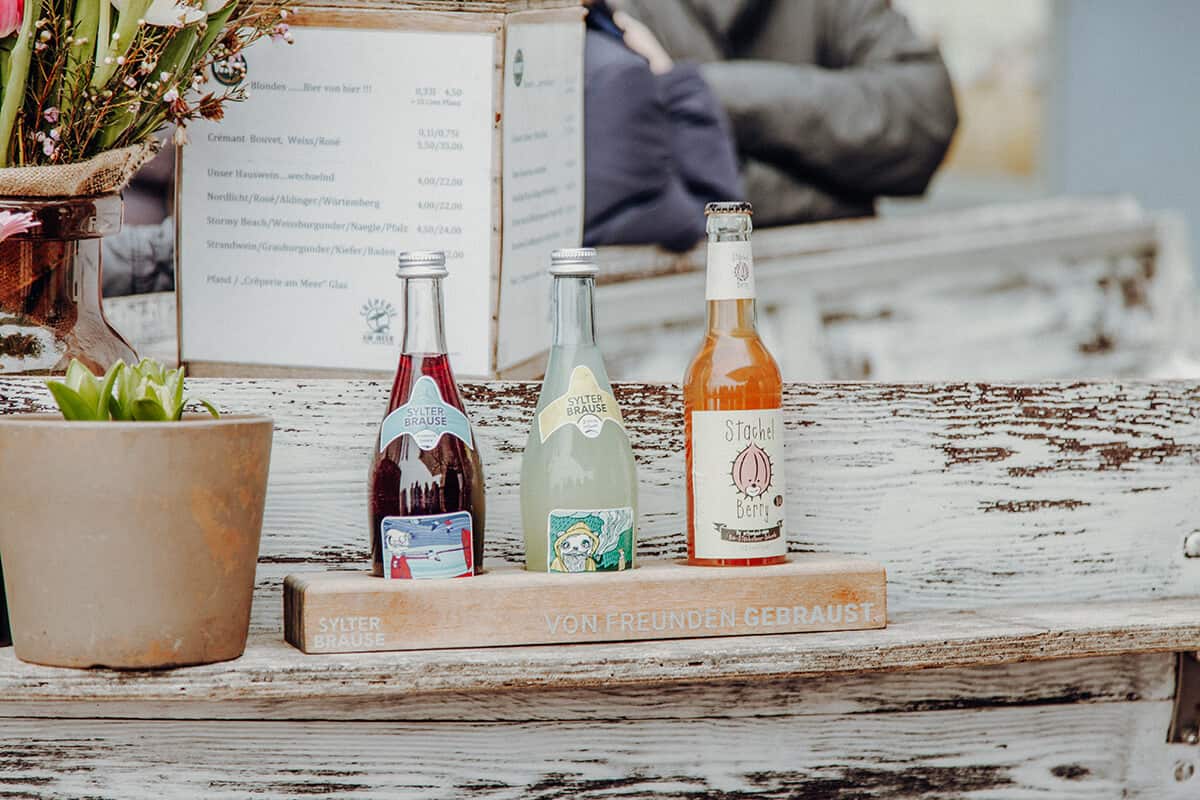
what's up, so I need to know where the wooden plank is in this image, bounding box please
[102,292,178,367]
[596,212,1171,379]
[284,557,887,653]
[0,699,1191,798]
[293,0,579,11]
[2,379,1197,613]
[594,195,1148,287]
[0,598,1197,714]
[0,651,1172,721]
[286,6,504,31]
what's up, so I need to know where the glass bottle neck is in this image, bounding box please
[705,212,757,334]
[400,277,447,354]
[552,275,596,347]
[706,297,758,333]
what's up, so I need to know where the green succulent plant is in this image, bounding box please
[46,358,220,422]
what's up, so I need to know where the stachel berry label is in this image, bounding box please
[691,409,786,559]
[705,241,755,301]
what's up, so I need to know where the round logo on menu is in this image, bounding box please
[513,49,525,87]
[212,53,248,87]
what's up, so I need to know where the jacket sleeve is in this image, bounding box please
[698,0,958,197]
[740,157,874,228]
[583,33,739,253]
[656,63,744,208]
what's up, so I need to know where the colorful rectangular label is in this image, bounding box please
[547,507,635,572]
[691,409,787,559]
[381,511,475,580]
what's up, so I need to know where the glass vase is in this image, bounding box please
[0,194,137,375]
[0,559,8,648]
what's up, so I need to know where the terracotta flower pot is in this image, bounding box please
[0,414,273,669]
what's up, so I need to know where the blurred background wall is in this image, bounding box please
[1050,0,1200,268]
[894,0,1200,275]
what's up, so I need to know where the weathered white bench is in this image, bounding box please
[2,377,1198,797]
[104,196,1198,382]
[594,196,1197,381]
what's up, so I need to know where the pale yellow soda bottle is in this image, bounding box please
[520,249,638,572]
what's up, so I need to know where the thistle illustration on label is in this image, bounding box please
[691,409,786,559]
[379,376,473,452]
[537,365,625,443]
[547,507,634,572]
[381,511,475,580]
[705,241,755,301]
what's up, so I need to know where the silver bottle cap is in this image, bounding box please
[549,247,598,277]
[705,201,753,217]
[396,251,448,278]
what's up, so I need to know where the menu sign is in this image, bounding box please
[178,24,496,374]
[497,20,585,371]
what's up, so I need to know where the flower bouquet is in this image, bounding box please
[0,0,291,375]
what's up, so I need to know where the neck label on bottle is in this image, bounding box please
[538,365,625,443]
[380,376,474,452]
[706,241,755,301]
[691,408,786,559]
[546,507,635,573]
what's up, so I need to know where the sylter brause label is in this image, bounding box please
[379,375,473,452]
[537,365,625,443]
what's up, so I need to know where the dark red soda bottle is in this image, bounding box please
[368,251,486,579]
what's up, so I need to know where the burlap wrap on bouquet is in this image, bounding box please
[0,140,159,197]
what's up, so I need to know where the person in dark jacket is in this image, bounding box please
[583,1,743,252]
[615,0,959,227]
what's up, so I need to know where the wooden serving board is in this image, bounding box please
[283,556,887,653]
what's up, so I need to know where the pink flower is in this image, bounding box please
[0,0,23,38]
[42,106,59,124]
[0,211,39,242]
[110,0,221,27]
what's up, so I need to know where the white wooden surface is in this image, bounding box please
[103,292,177,366]
[1,655,1196,798]
[596,197,1197,381]
[2,376,1198,797]
[6,378,1196,620]
[0,598,1196,720]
